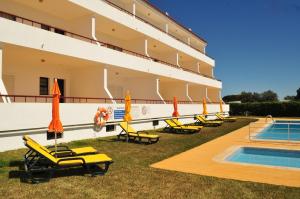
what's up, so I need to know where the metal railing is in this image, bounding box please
[249,121,300,143]
[0,111,225,138]
[0,11,219,81]
[0,94,222,104]
[102,0,209,55]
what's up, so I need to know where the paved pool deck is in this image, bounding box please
[151,118,300,187]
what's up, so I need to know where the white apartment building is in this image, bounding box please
[0,0,228,151]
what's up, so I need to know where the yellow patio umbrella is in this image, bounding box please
[123,91,132,142]
[123,91,132,122]
[219,98,224,113]
[172,96,179,117]
[202,97,208,115]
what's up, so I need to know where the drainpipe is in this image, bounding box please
[176,53,181,68]
[165,23,169,33]
[91,17,100,46]
[186,83,193,103]
[133,1,136,18]
[145,39,150,57]
[156,79,165,104]
[104,68,116,104]
[0,48,10,103]
[187,37,191,45]
[197,62,200,73]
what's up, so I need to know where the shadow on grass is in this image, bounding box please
[9,165,108,184]
[110,137,157,145]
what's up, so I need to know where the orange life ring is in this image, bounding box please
[94,107,109,127]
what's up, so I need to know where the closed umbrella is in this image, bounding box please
[172,96,179,117]
[202,97,208,115]
[48,79,64,155]
[219,98,224,113]
[123,91,132,142]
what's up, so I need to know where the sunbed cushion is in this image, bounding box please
[197,116,223,124]
[57,154,112,166]
[26,140,112,166]
[172,119,203,129]
[165,120,199,130]
[119,122,137,133]
[216,113,237,121]
[23,135,97,155]
[119,122,160,139]
[71,147,98,154]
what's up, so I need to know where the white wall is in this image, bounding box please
[0,102,229,151]
[0,18,222,89]
[160,82,188,101]
[70,0,215,66]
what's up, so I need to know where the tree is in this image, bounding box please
[222,95,240,102]
[260,90,278,102]
[296,88,300,100]
[223,90,279,103]
[284,96,295,101]
[240,92,256,103]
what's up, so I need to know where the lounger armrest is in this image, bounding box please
[137,131,149,134]
[49,149,73,155]
[47,145,69,150]
[57,157,86,165]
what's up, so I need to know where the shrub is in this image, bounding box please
[230,102,300,117]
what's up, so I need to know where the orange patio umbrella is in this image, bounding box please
[48,79,64,133]
[202,97,208,115]
[48,79,63,153]
[219,98,224,113]
[172,96,179,117]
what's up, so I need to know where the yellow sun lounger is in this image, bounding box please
[164,119,200,134]
[24,138,113,183]
[215,113,237,122]
[172,119,203,130]
[118,122,160,144]
[23,135,97,157]
[195,115,223,127]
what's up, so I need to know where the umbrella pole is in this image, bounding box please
[55,132,57,158]
[126,122,129,142]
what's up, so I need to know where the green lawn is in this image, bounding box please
[0,118,299,199]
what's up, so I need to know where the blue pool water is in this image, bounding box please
[226,147,300,169]
[255,120,300,141]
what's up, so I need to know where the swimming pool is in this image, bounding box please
[255,120,300,141]
[226,147,300,169]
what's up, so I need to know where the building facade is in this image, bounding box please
[0,0,228,151]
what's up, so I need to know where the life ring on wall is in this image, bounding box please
[94,107,109,127]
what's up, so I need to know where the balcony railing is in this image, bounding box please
[102,0,208,55]
[0,94,220,104]
[0,11,220,81]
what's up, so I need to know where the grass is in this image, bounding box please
[0,118,300,199]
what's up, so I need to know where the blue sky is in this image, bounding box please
[149,0,300,99]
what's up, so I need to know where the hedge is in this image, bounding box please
[229,101,300,117]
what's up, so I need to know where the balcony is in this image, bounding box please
[0,11,219,81]
[103,0,208,54]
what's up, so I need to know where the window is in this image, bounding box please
[41,24,50,31]
[39,77,49,95]
[54,28,65,35]
[106,125,115,132]
[153,120,159,126]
